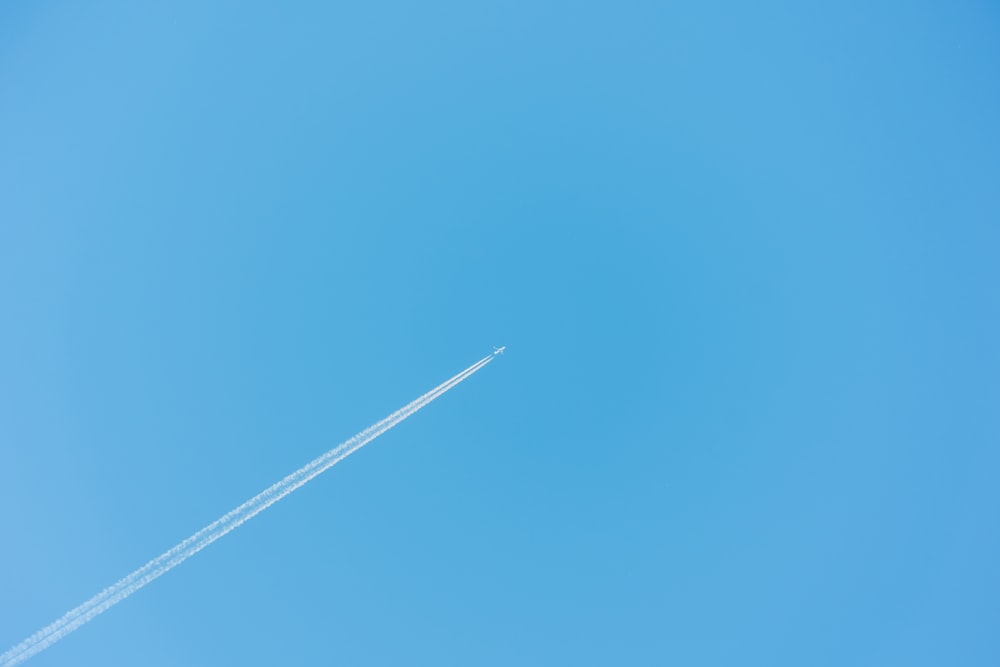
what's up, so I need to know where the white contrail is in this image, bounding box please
[0,354,494,667]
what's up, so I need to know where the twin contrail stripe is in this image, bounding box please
[0,354,493,667]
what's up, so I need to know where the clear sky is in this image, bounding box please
[1,1,998,665]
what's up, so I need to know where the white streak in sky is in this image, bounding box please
[0,354,493,667]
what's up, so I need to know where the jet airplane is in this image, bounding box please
[493,346,506,355]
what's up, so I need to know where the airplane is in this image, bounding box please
[493,346,506,355]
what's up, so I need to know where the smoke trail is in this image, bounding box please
[1,354,494,667]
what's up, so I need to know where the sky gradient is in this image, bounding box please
[2,1,999,665]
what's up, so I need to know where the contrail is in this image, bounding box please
[0,354,494,666]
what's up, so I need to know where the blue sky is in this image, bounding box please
[1,1,998,665]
